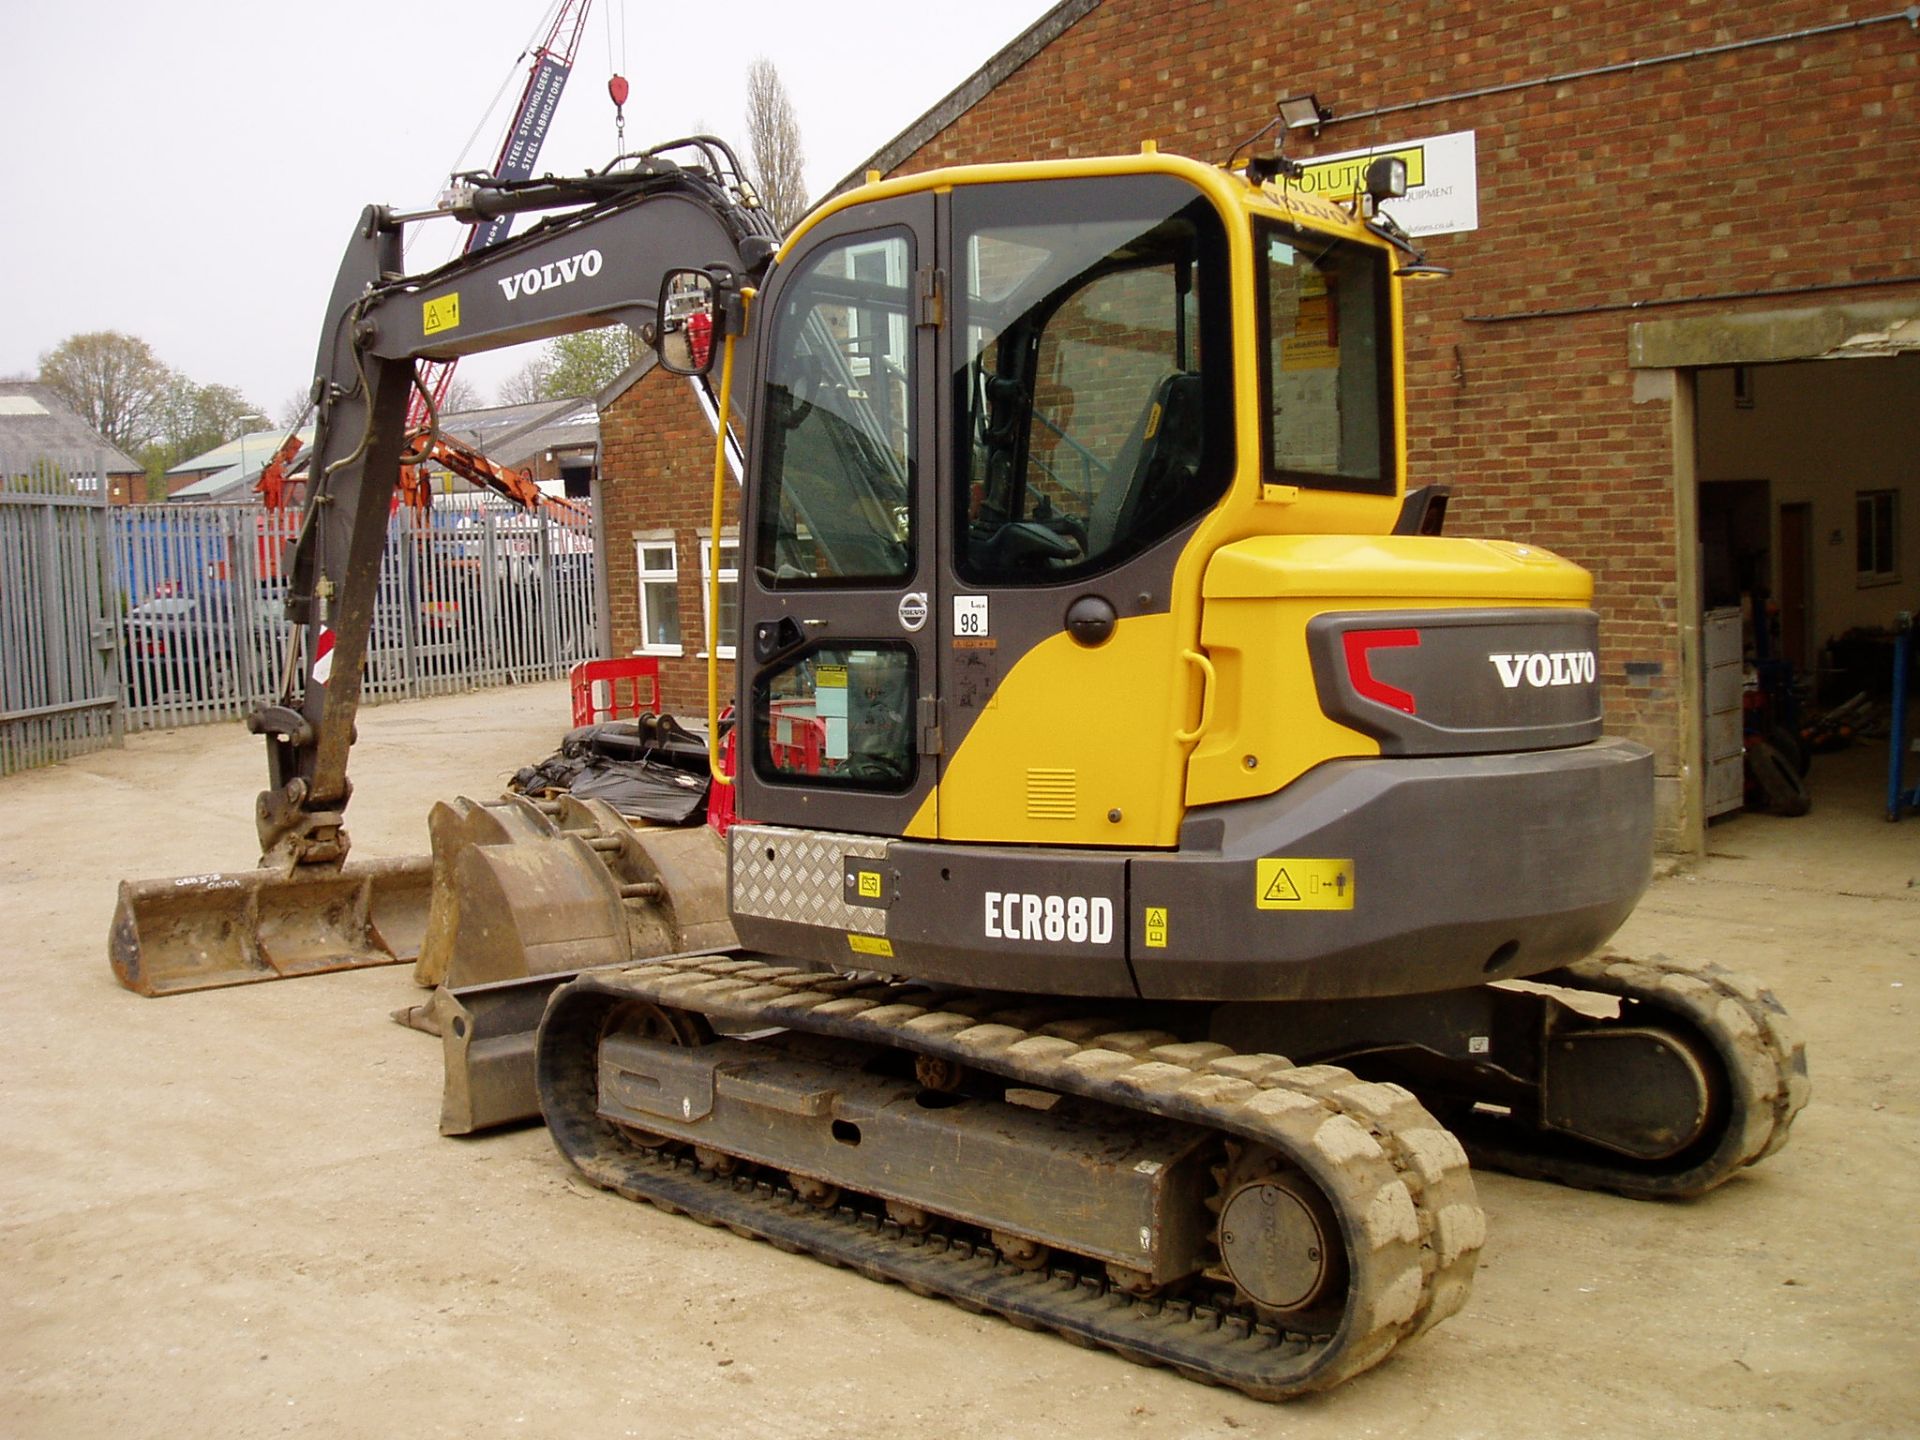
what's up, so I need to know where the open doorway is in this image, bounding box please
[1693,353,1919,826]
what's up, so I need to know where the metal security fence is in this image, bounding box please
[1,455,121,776]
[110,497,600,734]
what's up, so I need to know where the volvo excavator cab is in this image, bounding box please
[703,154,1653,1005]
[110,139,1805,1401]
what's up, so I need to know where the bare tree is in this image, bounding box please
[497,353,555,406]
[38,332,172,452]
[440,375,484,416]
[744,58,809,233]
[277,387,314,430]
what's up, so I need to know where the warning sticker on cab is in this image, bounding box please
[1143,907,1169,948]
[423,292,461,336]
[1255,858,1354,911]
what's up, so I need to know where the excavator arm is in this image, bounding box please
[254,143,777,871]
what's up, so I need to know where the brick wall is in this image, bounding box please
[599,0,1919,834]
[598,371,740,716]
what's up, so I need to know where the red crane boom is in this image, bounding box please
[412,0,604,426]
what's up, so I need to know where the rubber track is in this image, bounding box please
[539,954,1485,1399]
[1468,952,1810,1198]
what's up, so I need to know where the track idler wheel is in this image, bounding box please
[1215,1145,1349,1331]
[1477,955,1809,1198]
[1542,1022,1720,1161]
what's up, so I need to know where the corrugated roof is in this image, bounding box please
[486,400,599,469]
[169,464,250,500]
[166,401,597,499]
[0,381,143,475]
[439,398,575,447]
[166,426,312,477]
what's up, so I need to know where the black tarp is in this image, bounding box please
[509,714,719,826]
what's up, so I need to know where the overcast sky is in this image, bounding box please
[0,0,1053,417]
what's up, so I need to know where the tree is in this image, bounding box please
[277,387,314,431]
[540,326,641,399]
[38,331,172,452]
[745,58,809,233]
[497,353,554,407]
[137,377,269,493]
[440,374,484,416]
[153,378,257,458]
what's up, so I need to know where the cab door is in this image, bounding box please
[735,197,940,839]
[935,172,1237,849]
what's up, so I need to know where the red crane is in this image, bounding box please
[262,2,626,513]
[411,0,609,426]
[396,429,588,521]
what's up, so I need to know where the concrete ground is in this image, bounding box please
[2,683,1915,1439]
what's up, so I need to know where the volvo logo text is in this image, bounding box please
[497,248,603,301]
[1488,651,1597,688]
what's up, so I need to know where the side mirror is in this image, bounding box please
[656,269,718,376]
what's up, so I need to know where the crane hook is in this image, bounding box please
[608,73,629,151]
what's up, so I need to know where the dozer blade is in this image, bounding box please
[427,946,746,1136]
[109,855,433,997]
[422,973,570,1136]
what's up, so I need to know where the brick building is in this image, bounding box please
[596,0,1920,849]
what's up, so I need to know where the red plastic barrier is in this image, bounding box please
[569,657,662,727]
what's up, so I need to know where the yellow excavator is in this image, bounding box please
[109,135,1806,1398]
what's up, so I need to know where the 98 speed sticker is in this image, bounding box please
[984,890,1114,945]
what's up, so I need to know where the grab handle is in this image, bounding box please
[1173,648,1215,744]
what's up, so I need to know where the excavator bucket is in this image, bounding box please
[108,855,433,997]
[107,787,732,1026]
[392,792,737,1132]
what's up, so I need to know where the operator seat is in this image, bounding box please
[1086,372,1205,560]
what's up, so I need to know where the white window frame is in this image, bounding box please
[1856,489,1899,588]
[698,530,740,660]
[633,532,683,656]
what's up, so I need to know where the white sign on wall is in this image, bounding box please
[1295,129,1480,237]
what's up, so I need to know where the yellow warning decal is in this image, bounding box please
[848,933,894,958]
[856,870,883,899]
[1144,907,1169,949]
[422,293,461,336]
[816,664,848,689]
[1255,858,1354,911]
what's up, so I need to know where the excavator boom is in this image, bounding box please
[258,146,776,871]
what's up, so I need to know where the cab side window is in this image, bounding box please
[756,231,915,587]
